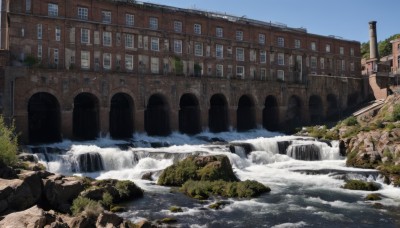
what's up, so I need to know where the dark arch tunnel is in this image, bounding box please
[73,93,100,140]
[179,93,201,135]
[326,94,340,121]
[285,95,302,132]
[209,94,229,133]
[309,95,324,125]
[145,94,171,136]
[237,95,256,131]
[263,96,279,131]
[28,92,61,144]
[110,93,134,139]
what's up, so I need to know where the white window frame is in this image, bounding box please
[277,70,285,81]
[125,54,133,71]
[78,7,88,20]
[236,48,244,61]
[236,30,243,41]
[340,47,344,55]
[341,60,345,71]
[216,27,223,38]
[216,64,223,77]
[37,44,42,59]
[48,3,58,17]
[125,34,134,49]
[311,56,317,69]
[54,49,59,65]
[81,51,90,69]
[216,44,223,59]
[103,53,111,70]
[278,53,285,65]
[311,42,316,51]
[320,58,325,69]
[174,21,182,33]
[149,17,158,30]
[26,0,31,13]
[55,26,61,41]
[277,37,285,47]
[103,31,112,46]
[350,62,355,71]
[259,34,266,44]
[102,11,111,24]
[174,40,182,53]
[81,28,90,44]
[151,57,159,74]
[350,48,354,56]
[150,37,159,51]
[260,68,266,80]
[295,39,301,49]
[194,23,202,35]
[126,14,134,27]
[236,66,245,79]
[260,50,267,63]
[37,24,42,40]
[195,42,203,56]
[326,44,331,53]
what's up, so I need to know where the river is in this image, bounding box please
[31,129,400,227]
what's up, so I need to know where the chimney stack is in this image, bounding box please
[369,21,379,61]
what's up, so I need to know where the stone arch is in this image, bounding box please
[347,93,359,109]
[73,93,100,140]
[209,93,229,133]
[109,93,134,139]
[309,95,324,125]
[145,93,171,136]
[263,95,279,131]
[326,94,340,120]
[28,92,61,144]
[285,95,302,131]
[237,95,256,131]
[179,93,201,135]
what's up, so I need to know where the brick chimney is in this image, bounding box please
[369,21,379,61]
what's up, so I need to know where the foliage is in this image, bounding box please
[71,196,104,217]
[342,180,380,191]
[342,116,358,126]
[360,34,400,59]
[174,56,183,75]
[391,104,400,121]
[169,206,183,213]
[101,192,113,210]
[361,42,370,59]
[365,193,382,201]
[115,180,144,200]
[0,116,18,166]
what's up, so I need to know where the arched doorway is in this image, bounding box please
[263,95,279,131]
[237,95,256,131]
[145,94,170,136]
[110,93,134,139]
[326,94,339,120]
[28,92,61,143]
[73,93,99,140]
[179,93,201,134]
[285,95,302,131]
[309,95,324,125]
[209,94,229,132]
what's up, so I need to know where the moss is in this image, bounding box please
[114,180,144,201]
[110,206,126,213]
[71,196,104,216]
[342,116,358,126]
[169,206,183,213]
[101,192,113,209]
[342,180,380,191]
[159,217,177,224]
[208,201,231,210]
[365,193,382,201]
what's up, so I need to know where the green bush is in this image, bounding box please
[342,116,358,126]
[342,180,380,191]
[392,104,400,121]
[0,116,18,166]
[365,193,382,201]
[101,192,113,210]
[71,196,103,217]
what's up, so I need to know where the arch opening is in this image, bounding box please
[209,94,229,133]
[237,95,256,131]
[73,93,99,140]
[326,94,340,121]
[309,95,324,125]
[28,92,61,144]
[110,93,134,139]
[285,95,302,132]
[145,94,170,136]
[263,96,279,131]
[179,94,201,135]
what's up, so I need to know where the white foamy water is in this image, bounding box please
[32,129,400,227]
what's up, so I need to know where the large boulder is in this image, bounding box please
[96,211,123,228]
[0,206,47,228]
[158,155,238,186]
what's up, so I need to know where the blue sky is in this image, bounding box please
[141,0,398,43]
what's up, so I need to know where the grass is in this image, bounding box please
[342,180,380,191]
[0,116,18,166]
[71,196,103,217]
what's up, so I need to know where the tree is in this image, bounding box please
[0,116,18,166]
[361,34,400,59]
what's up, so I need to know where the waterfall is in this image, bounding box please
[287,144,321,161]
[75,152,104,172]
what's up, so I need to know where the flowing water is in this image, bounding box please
[31,129,400,227]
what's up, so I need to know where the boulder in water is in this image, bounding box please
[0,206,47,227]
[342,179,380,191]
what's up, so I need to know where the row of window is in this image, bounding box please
[37,3,355,54]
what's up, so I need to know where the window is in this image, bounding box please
[174,21,182,33]
[278,53,285,65]
[150,37,159,51]
[311,42,316,51]
[341,60,345,71]
[259,34,265,44]
[236,48,244,61]
[350,62,354,71]
[311,56,317,69]
[102,11,111,24]
[54,49,59,65]
[26,0,31,13]
[277,37,284,47]
[295,39,301,49]
[250,50,256,62]
[81,51,90,69]
[103,32,112,46]
[81,29,90,44]
[194,42,203,56]
[37,24,42,40]
[125,54,133,71]
[340,47,344,55]
[227,47,232,58]
[149,17,158,29]
[126,14,134,27]
[174,40,182,53]
[216,64,223,77]
[78,7,88,20]
[194,24,201,35]
[260,68,266,80]
[216,27,223,38]
[125,34,134,48]
[277,70,284,81]
[103,53,111,69]
[37,44,42,59]
[48,3,58,17]
[216,44,223,59]
[326,44,331,53]
[236,66,245,79]
[55,26,61,41]
[320,58,325,69]
[260,50,267,63]
[236,31,243,41]
[350,48,354,56]
[151,57,159,74]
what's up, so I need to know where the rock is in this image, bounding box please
[95,211,123,228]
[0,161,18,179]
[0,206,47,228]
[18,153,38,163]
[68,215,96,228]
[141,172,153,181]
[135,220,154,228]
[339,140,346,157]
[342,179,380,191]
[229,143,254,157]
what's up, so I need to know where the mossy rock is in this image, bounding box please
[110,205,126,213]
[169,206,183,213]
[365,193,382,201]
[208,201,231,210]
[158,155,238,186]
[158,217,177,224]
[342,180,380,191]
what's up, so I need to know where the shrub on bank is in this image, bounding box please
[71,196,104,217]
[0,116,18,166]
